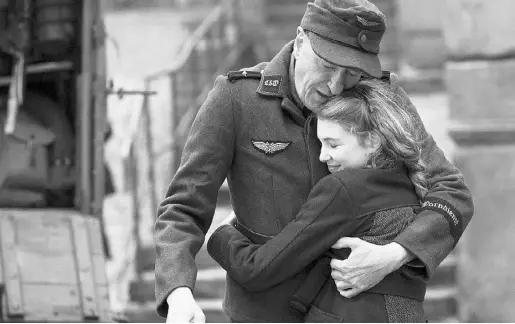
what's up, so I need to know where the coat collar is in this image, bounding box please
[256,41,294,99]
[256,41,306,125]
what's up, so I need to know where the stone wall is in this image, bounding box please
[397,0,445,71]
[443,0,515,321]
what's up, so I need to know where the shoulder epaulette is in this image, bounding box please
[227,70,262,83]
[380,70,391,82]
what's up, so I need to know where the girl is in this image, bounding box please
[207,78,430,322]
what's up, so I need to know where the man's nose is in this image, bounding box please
[328,69,346,95]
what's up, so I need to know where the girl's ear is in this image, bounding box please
[366,132,381,155]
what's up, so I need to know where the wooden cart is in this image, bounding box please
[0,0,111,322]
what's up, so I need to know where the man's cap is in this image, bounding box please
[300,0,386,78]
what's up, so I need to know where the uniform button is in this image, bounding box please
[360,33,367,43]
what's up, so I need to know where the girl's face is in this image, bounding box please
[317,118,371,173]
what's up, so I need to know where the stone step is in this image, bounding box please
[424,286,458,322]
[130,267,227,303]
[126,298,227,323]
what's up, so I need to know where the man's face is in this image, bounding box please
[293,30,363,112]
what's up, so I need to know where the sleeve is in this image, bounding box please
[154,76,235,317]
[388,73,474,280]
[207,175,358,292]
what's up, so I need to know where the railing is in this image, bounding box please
[132,0,253,226]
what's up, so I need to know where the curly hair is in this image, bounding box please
[316,78,429,199]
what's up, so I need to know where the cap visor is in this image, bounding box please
[308,32,382,78]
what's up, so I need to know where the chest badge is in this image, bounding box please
[251,139,291,156]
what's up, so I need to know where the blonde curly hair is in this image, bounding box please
[317,78,429,199]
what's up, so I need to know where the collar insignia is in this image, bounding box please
[258,75,282,95]
[251,139,291,156]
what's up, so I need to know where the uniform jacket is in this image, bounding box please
[207,166,426,322]
[154,41,474,322]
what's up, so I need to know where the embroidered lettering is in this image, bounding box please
[264,80,279,87]
[419,198,464,246]
[421,201,459,226]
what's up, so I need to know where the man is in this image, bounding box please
[154,0,474,322]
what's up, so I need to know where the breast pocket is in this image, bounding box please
[231,145,282,235]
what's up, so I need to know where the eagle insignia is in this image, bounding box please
[251,139,291,156]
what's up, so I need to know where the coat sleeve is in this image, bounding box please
[154,76,235,317]
[388,73,474,280]
[207,175,359,292]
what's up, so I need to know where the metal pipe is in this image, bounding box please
[141,82,158,222]
[78,0,93,214]
[92,0,107,219]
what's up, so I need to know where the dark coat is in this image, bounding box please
[207,166,426,322]
[154,41,474,322]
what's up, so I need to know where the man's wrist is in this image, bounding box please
[386,242,415,271]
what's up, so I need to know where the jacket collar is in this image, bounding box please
[256,41,306,125]
[256,41,294,99]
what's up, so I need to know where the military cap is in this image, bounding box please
[300,0,386,78]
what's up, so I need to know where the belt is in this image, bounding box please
[234,220,274,245]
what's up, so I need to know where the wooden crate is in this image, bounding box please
[0,209,110,322]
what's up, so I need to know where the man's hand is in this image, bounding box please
[166,287,205,323]
[330,237,414,298]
